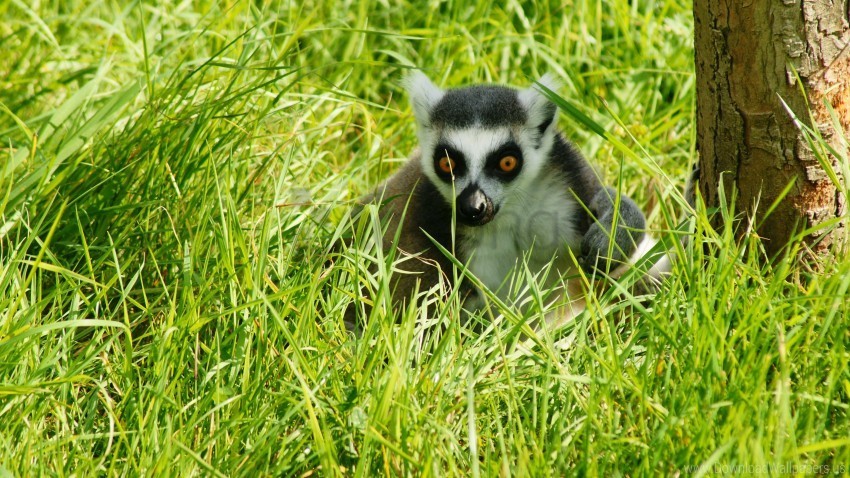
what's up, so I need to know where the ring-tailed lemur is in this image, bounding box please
[350,72,670,329]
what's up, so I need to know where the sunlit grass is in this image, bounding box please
[1,0,848,476]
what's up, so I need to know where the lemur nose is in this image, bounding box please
[457,186,493,225]
[462,199,484,217]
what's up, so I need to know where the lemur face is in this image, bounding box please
[406,72,559,226]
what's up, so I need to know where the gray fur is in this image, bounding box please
[579,187,646,274]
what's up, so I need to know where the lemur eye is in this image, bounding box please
[499,155,518,172]
[438,156,456,174]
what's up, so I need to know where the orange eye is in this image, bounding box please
[438,156,456,174]
[499,155,518,172]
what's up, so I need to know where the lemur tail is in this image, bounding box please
[613,164,700,291]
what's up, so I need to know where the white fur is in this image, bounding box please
[517,73,560,134]
[622,234,673,284]
[404,71,444,131]
[460,172,583,308]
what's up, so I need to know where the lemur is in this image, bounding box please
[348,72,670,330]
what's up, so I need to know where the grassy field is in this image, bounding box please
[2,0,849,476]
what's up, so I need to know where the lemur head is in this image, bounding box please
[405,71,560,226]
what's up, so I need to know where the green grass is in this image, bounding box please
[1,0,848,476]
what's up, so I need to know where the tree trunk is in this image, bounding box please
[694,0,850,258]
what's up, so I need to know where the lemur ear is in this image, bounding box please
[404,71,444,128]
[519,73,560,137]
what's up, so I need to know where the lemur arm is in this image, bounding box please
[578,186,646,274]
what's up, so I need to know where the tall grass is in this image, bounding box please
[1,0,848,476]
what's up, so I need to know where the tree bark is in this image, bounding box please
[694,0,850,258]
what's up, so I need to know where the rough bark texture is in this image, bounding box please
[694,0,850,257]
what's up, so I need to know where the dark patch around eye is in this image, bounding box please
[485,141,524,180]
[432,143,466,181]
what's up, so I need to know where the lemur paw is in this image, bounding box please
[578,187,647,275]
[579,222,627,274]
